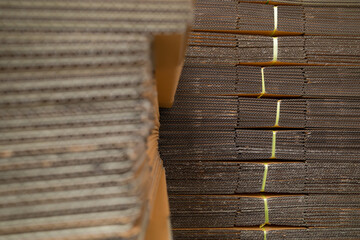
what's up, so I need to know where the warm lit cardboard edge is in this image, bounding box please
[144,169,172,240]
[154,28,190,108]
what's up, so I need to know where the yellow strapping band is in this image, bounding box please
[258,67,266,98]
[272,37,278,63]
[274,100,281,127]
[271,6,278,36]
[260,163,269,192]
[260,195,270,227]
[270,131,277,159]
[261,226,267,240]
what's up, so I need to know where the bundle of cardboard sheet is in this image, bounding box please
[178,65,360,97]
[255,0,360,7]
[187,32,306,64]
[169,195,360,227]
[0,0,193,239]
[160,0,360,239]
[161,97,360,129]
[0,0,192,33]
[194,0,360,35]
[187,32,360,64]
[173,227,360,240]
[166,161,360,194]
[0,32,157,240]
[161,129,360,161]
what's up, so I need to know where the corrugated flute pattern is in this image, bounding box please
[0,1,193,239]
[187,32,360,65]
[160,0,360,239]
[195,0,360,35]
[162,97,360,129]
[0,32,155,240]
[178,65,360,97]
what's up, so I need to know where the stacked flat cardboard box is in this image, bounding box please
[187,33,306,64]
[245,0,360,7]
[195,1,360,34]
[162,97,360,129]
[166,161,360,194]
[172,227,360,240]
[188,32,360,64]
[0,33,156,240]
[178,65,360,97]
[160,0,360,239]
[169,195,360,227]
[0,1,192,239]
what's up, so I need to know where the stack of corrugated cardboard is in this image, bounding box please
[160,0,360,239]
[0,1,192,239]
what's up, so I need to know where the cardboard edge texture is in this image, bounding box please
[145,170,172,240]
[143,82,172,240]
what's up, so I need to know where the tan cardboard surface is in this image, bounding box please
[145,170,172,240]
[154,32,188,108]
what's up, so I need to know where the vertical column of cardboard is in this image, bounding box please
[148,25,190,238]
[154,31,189,108]
[145,170,172,240]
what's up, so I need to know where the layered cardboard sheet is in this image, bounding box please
[0,0,193,239]
[173,227,360,240]
[0,32,156,240]
[160,0,360,239]
[195,1,360,35]
[178,65,360,98]
[169,194,360,227]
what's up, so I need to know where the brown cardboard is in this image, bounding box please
[238,161,304,164]
[237,61,328,66]
[154,31,189,108]
[224,93,302,98]
[173,226,307,231]
[193,29,303,37]
[239,0,300,6]
[142,79,172,239]
[173,194,304,199]
[145,170,172,240]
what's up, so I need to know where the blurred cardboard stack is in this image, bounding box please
[0,1,192,239]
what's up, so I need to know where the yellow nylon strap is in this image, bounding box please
[260,163,269,192]
[261,226,267,240]
[260,195,270,227]
[272,37,278,62]
[258,67,266,98]
[274,100,281,127]
[271,6,278,36]
[270,131,277,159]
